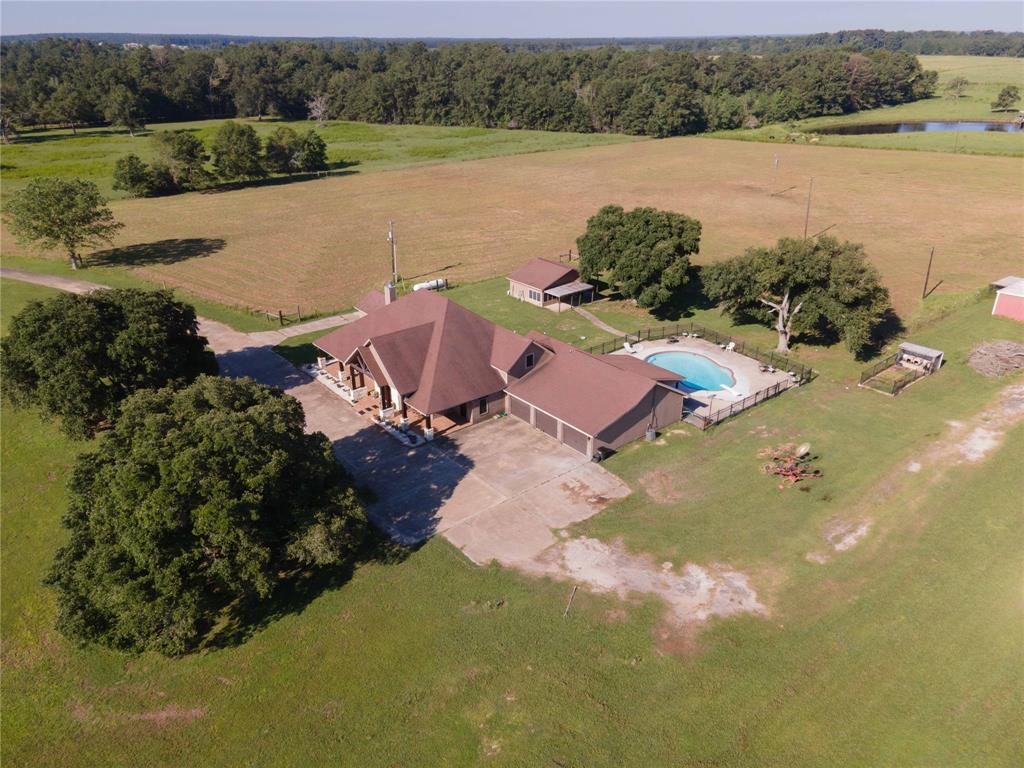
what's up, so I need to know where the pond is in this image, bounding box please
[818,121,1023,135]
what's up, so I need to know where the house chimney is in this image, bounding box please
[384,282,397,305]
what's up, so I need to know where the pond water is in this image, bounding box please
[645,351,735,393]
[819,121,1023,135]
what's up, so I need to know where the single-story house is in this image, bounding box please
[990,276,1024,322]
[507,257,594,309]
[315,288,546,437]
[314,287,684,454]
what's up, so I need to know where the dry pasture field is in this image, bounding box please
[7,137,1022,315]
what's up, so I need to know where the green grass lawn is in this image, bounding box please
[273,325,343,367]
[1,119,641,202]
[444,277,618,346]
[706,55,1024,156]
[4,277,1023,766]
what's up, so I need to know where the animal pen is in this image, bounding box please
[859,342,944,396]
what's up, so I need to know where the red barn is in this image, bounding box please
[991,276,1024,322]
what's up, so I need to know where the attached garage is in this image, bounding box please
[561,423,591,455]
[507,395,594,456]
[508,395,532,422]
[534,409,559,439]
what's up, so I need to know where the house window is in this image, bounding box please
[528,290,542,302]
[525,353,535,369]
[478,397,488,415]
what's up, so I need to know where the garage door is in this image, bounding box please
[508,395,531,422]
[561,424,590,455]
[534,410,559,439]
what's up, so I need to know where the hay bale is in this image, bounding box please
[968,340,1024,377]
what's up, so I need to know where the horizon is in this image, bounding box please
[3,1,1022,38]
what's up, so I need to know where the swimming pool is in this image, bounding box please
[645,351,735,392]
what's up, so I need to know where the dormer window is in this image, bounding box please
[525,353,535,369]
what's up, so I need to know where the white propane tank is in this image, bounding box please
[413,278,448,292]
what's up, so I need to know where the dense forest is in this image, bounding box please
[1,39,937,138]
[4,29,1022,56]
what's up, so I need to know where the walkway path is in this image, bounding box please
[573,305,627,338]
[0,267,358,343]
[1,268,106,295]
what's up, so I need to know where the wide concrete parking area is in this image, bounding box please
[339,415,630,565]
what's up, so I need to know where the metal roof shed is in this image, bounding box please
[898,342,944,370]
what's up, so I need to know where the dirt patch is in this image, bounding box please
[652,621,704,659]
[523,537,765,628]
[827,519,873,551]
[809,518,874,563]
[639,469,682,503]
[958,427,1001,462]
[968,340,1024,377]
[125,704,208,729]
[558,479,609,509]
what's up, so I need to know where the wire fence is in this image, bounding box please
[582,320,816,384]
[858,353,900,383]
[858,355,928,396]
[685,380,791,430]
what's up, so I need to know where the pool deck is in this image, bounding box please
[610,337,794,420]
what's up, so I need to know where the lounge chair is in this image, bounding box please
[624,341,637,354]
[725,342,736,352]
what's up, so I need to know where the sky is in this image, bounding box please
[2,1,1022,38]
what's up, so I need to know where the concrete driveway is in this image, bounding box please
[365,417,630,565]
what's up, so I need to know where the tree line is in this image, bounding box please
[113,121,328,197]
[5,29,1023,56]
[1,38,937,139]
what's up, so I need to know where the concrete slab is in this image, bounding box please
[443,497,558,566]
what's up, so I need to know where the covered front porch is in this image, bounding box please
[313,355,471,443]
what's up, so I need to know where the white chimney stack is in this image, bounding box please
[384,282,397,305]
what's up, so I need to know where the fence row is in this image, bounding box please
[858,353,899,384]
[685,380,791,430]
[582,321,815,384]
[860,365,928,396]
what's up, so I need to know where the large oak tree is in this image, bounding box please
[702,235,891,356]
[45,376,368,654]
[577,205,702,310]
[1,288,216,437]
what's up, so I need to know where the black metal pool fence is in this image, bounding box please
[581,321,816,384]
[686,380,790,430]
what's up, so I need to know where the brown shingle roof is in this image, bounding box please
[601,354,683,383]
[315,291,517,415]
[354,290,385,314]
[506,332,682,437]
[508,258,579,292]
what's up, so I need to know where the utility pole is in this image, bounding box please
[387,220,398,284]
[922,246,935,299]
[803,177,814,239]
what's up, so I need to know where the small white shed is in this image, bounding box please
[898,342,944,372]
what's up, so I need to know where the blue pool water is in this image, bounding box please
[645,351,735,392]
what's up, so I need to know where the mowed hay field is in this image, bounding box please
[5,135,1019,316]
